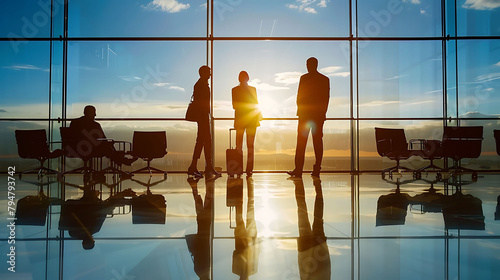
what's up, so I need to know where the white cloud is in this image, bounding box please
[200,3,207,9]
[319,66,349,77]
[317,0,328,8]
[475,72,500,83]
[304,7,318,13]
[495,61,500,66]
[286,0,327,14]
[385,74,407,80]
[359,100,400,107]
[169,85,186,92]
[329,72,350,77]
[408,100,435,105]
[249,79,289,91]
[320,66,342,74]
[420,9,426,14]
[150,82,184,92]
[145,0,190,13]
[3,64,47,71]
[462,0,500,10]
[152,82,172,87]
[424,89,443,94]
[403,0,421,4]
[274,71,303,85]
[119,76,142,82]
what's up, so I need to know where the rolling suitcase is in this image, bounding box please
[226,128,243,177]
[226,177,244,229]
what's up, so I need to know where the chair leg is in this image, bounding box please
[443,160,478,181]
[382,159,413,178]
[61,159,97,175]
[19,159,59,178]
[417,160,443,177]
[132,161,167,177]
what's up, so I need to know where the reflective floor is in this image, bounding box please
[1,172,500,280]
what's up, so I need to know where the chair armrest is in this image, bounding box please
[97,138,132,152]
[409,139,426,150]
[112,140,132,152]
[409,139,434,151]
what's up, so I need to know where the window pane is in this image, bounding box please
[214,120,350,171]
[0,0,52,38]
[0,42,50,118]
[67,41,206,118]
[458,2,500,36]
[69,0,207,37]
[457,40,500,118]
[214,0,349,37]
[358,41,443,118]
[357,0,441,37]
[359,120,444,171]
[359,239,445,279]
[0,121,51,172]
[213,41,351,119]
[460,120,500,171]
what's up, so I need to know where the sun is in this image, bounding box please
[257,95,279,118]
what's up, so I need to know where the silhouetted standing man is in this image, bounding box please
[293,178,331,279]
[288,57,330,178]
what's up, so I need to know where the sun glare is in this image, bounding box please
[255,187,279,237]
[257,95,279,118]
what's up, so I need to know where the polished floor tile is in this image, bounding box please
[1,172,499,279]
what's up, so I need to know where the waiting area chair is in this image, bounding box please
[441,126,483,180]
[15,129,63,178]
[375,127,416,177]
[128,131,168,177]
[376,188,411,226]
[60,127,105,175]
[415,139,443,173]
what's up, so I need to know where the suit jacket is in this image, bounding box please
[297,71,330,120]
[232,85,261,129]
[70,116,106,141]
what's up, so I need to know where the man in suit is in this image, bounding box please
[288,57,330,178]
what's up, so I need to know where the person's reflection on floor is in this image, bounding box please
[496,195,500,220]
[186,177,213,280]
[58,179,114,250]
[232,177,259,279]
[293,178,331,280]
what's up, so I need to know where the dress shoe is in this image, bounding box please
[286,170,302,178]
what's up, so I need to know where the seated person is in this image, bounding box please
[58,184,113,250]
[70,105,136,166]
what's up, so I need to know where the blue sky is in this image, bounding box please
[1,0,499,119]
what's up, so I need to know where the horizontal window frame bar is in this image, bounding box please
[0,117,498,122]
[1,36,500,42]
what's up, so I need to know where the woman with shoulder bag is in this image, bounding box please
[186,65,221,179]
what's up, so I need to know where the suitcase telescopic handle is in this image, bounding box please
[229,128,236,149]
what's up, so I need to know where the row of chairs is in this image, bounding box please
[375,126,491,180]
[15,129,168,178]
[16,126,498,178]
